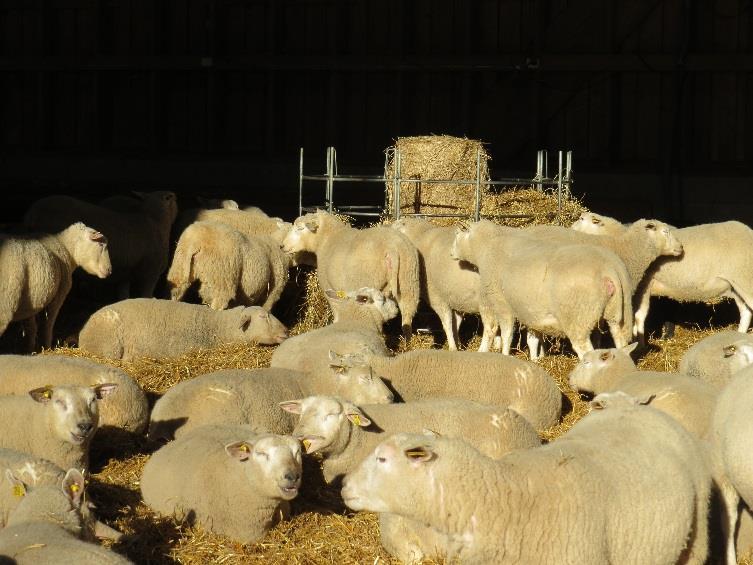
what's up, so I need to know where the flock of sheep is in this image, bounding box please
[1,190,753,563]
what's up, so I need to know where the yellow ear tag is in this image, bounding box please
[238,444,250,453]
[69,483,80,493]
[302,439,311,451]
[12,485,25,498]
[351,415,361,426]
[336,290,347,299]
[42,389,52,399]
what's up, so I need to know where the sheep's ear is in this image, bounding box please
[644,222,656,231]
[88,229,107,244]
[637,393,656,405]
[5,470,26,498]
[62,469,85,508]
[29,386,54,404]
[590,398,607,410]
[403,446,435,463]
[304,220,319,233]
[225,441,253,461]
[238,308,262,330]
[92,383,118,399]
[621,342,639,356]
[346,410,371,428]
[223,199,240,210]
[598,351,613,362]
[422,428,441,437]
[328,350,345,368]
[325,289,347,301]
[592,216,602,225]
[279,400,303,415]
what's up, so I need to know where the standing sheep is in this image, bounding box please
[24,191,178,298]
[392,218,486,350]
[167,220,289,311]
[342,398,711,564]
[330,349,562,431]
[148,366,394,441]
[0,222,111,350]
[281,210,420,337]
[0,354,148,434]
[141,425,302,544]
[678,330,753,388]
[452,220,633,359]
[78,299,287,360]
[0,383,116,471]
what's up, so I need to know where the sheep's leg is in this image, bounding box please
[436,304,458,350]
[719,485,739,565]
[527,329,542,361]
[633,285,653,346]
[479,320,497,352]
[731,293,753,333]
[569,333,594,360]
[21,316,38,352]
[453,311,463,348]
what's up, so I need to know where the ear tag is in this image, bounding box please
[238,444,250,453]
[12,484,25,497]
[42,389,52,399]
[69,483,80,494]
[336,290,347,299]
[405,448,427,459]
[351,415,361,426]
[302,439,312,451]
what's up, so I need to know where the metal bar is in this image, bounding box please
[326,147,334,213]
[557,150,563,223]
[394,149,402,220]
[474,147,481,221]
[298,147,304,216]
[566,150,573,182]
[535,150,543,191]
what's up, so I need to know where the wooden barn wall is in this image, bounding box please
[0,0,751,222]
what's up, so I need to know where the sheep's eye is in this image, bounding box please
[256,451,269,460]
[724,345,737,358]
[592,218,600,224]
[646,223,656,230]
[599,352,610,361]
[334,366,346,374]
[355,295,369,303]
[376,456,386,463]
[55,399,66,409]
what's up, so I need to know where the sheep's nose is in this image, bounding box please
[77,422,94,435]
[283,471,299,483]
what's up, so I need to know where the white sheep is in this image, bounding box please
[0,468,131,563]
[330,349,562,431]
[148,366,394,441]
[25,191,178,298]
[270,287,397,378]
[282,395,540,484]
[167,220,289,311]
[140,424,302,544]
[452,220,633,359]
[568,343,718,438]
[78,299,288,360]
[0,222,111,350]
[0,354,148,434]
[0,383,116,472]
[282,210,420,337]
[342,397,711,564]
[392,217,487,350]
[678,330,753,389]
[572,214,753,343]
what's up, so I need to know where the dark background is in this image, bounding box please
[0,0,751,225]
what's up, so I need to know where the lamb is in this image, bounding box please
[0,383,116,471]
[148,366,394,441]
[573,213,753,342]
[452,220,633,359]
[78,299,287,360]
[141,424,302,544]
[270,287,397,378]
[0,222,111,350]
[283,395,540,484]
[328,349,562,431]
[678,330,753,388]
[167,220,289,311]
[0,354,148,434]
[568,343,718,438]
[342,396,711,564]
[0,469,132,564]
[282,210,420,337]
[391,218,487,350]
[24,191,178,298]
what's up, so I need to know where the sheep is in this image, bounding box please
[270,287,398,379]
[0,354,148,434]
[391,217,487,350]
[328,349,562,431]
[177,206,286,243]
[282,210,420,337]
[282,395,540,484]
[0,468,132,563]
[570,211,627,236]
[678,330,753,389]
[78,299,287,360]
[140,424,302,544]
[0,383,116,472]
[568,343,718,438]
[451,220,633,359]
[24,191,178,298]
[572,214,753,343]
[342,396,711,564]
[167,220,289,311]
[0,222,111,350]
[148,366,394,441]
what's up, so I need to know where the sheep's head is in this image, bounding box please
[568,343,638,394]
[282,396,372,456]
[589,390,655,411]
[225,434,302,501]
[326,350,394,404]
[571,212,626,236]
[29,384,117,445]
[141,191,179,225]
[325,287,399,324]
[634,219,683,257]
[282,213,323,254]
[230,306,288,345]
[450,223,473,263]
[69,223,112,279]
[723,341,753,375]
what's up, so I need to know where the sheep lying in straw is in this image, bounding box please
[452,220,633,359]
[141,425,302,545]
[25,191,177,299]
[78,299,287,360]
[148,367,394,441]
[167,220,289,311]
[678,330,753,389]
[282,210,420,337]
[342,396,711,564]
[0,469,132,564]
[0,222,111,350]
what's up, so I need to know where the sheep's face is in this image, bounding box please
[590,391,653,411]
[282,214,319,254]
[391,218,429,239]
[233,307,288,345]
[571,212,608,234]
[723,341,753,375]
[569,348,624,394]
[29,384,117,445]
[327,351,394,404]
[326,288,400,323]
[144,191,179,225]
[450,227,473,263]
[283,396,371,456]
[225,435,302,501]
[638,220,683,257]
[71,224,112,279]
